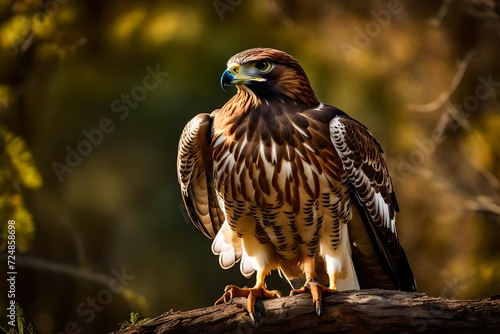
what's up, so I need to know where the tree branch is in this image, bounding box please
[407,49,476,113]
[112,289,500,334]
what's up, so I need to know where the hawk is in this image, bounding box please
[177,48,415,322]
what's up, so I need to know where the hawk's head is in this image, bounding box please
[220,48,319,107]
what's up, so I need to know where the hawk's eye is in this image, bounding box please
[254,60,272,73]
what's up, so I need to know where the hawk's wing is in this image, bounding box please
[177,112,225,239]
[329,113,416,291]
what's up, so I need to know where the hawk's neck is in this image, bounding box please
[216,93,316,143]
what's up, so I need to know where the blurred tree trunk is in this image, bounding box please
[112,289,500,334]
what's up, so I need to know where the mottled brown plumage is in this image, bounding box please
[177,48,415,322]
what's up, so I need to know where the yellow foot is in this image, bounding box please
[290,279,337,316]
[215,284,282,324]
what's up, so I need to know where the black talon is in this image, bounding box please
[249,299,265,326]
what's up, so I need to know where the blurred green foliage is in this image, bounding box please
[0,0,499,333]
[1,129,40,252]
[118,312,150,329]
[0,304,35,334]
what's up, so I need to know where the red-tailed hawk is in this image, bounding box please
[178,48,415,322]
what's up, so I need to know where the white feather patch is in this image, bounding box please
[240,251,255,278]
[212,221,238,269]
[213,135,226,148]
[282,160,293,180]
[322,224,360,291]
[291,122,310,139]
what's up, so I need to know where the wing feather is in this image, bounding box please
[177,112,224,239]
[329,114,416,291]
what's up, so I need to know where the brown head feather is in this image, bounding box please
[225,48,319,108]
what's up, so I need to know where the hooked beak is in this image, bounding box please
[220,63,266,91]
[220,69,234,91]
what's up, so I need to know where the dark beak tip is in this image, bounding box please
[220,70,232,91]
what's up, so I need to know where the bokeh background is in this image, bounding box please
[1,0,499,332]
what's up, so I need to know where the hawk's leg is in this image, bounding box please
[214,268,281,324]
[290,258,337,315]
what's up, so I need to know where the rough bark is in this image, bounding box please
[112,289,500,334]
